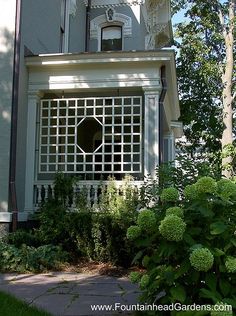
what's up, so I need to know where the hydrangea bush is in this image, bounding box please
[127,177,236,314]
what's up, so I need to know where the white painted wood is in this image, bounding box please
[34,180,143,209]
[39,96,142,176]
[143,87,160,177]
[24,93,39,211]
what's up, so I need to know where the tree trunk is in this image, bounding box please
[219,0,235,178]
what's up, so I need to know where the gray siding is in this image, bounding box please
[21,0,61,54]
[0,0,16,212]
[69,0,86,52]
[15,0,63,211]
[89,5,147,52]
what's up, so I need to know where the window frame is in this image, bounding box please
[90,13,132,52]
[100,25,123,51]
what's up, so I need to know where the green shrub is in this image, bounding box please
[127,226,142,241]
[0,242,23,272]
[6,230,41,248]
[137,210,156,232]
[0,242,67,273]
[159,215,186,242]
[90,212,136,266]
[225,257,236,273]
[189,247,214,272]
[165,206,184,218]
[53,172,75,207]
[21,245,68,272]
[183,184,199,200]
[35,201,75,252]
[195,176,217,194]
[32,175,139,266]
[130,271,141,283]
[128,177,236,311]
[160,187,179,202]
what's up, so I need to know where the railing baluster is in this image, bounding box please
[33,180,144,211]
[86,185,91,207]
[38,185,42,206]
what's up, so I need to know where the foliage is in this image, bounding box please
[0,290,52,316]
[35,200,74,252]
[172,0,235,176]
[159,214,186,242]
[0,242,67,273]
[53,172,75,207]
[5,229,41,248]
[92,212,136,265]
[140,155,221,207]
[32,174,139,266]
[128,177,236,313]
[98,175,139,218]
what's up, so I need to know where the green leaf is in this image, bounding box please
[213,248,225,257]
[230,239,236,247]
[210,222,227,235]
[222,298,236,309]
[205,273,217,291]
[163,270,175,285]
[183,233,195,246]
[175,260,191,279]
[199,288,222,303]
[131,250,143,265]
[170,285,186,303]
[189,244,203,252]
[189,227,202,235]
[199,206,214,218]
[219,279,231,297]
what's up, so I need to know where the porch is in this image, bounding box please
[22,50,181,215]
[34,179,144,210]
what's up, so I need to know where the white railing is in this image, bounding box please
[34,180,143,210]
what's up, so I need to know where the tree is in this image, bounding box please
[172,0,235,178]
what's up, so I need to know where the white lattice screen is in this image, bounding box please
[39,96,142,179]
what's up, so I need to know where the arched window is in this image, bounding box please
[101,26,122,51]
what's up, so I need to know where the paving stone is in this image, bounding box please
[0,272,140,316]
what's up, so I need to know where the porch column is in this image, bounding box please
[24,92,39,211]
[163,131,175,162]
[143,87,161,177]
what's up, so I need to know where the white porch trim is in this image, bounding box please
[24,93,40,212]
[143,86,161,177]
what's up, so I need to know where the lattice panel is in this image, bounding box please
[39,96,142,175]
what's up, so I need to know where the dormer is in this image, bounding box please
[80,0,172,52]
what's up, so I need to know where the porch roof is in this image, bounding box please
[25,49,180,128]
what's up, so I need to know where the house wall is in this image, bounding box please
[0,0,16,218]
[69,0,86,52]
[89,5,146,52]
[15,0,63,212]
[0,0,180,219]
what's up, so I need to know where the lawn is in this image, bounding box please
[0,290,52,316]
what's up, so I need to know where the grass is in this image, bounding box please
[0,290,52,316]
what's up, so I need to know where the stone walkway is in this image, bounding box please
[0,272,140,316]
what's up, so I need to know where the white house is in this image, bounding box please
[0,0,182,232]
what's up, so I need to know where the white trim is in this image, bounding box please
[63,0,70,53]
[38,96,142,175]
[90,13,132,51]
[83,0,145,8]
[143,87,161,176]
[24,93,39,212]
[0,212,35,222]
[0,212,12,223]
[164,132,175,162]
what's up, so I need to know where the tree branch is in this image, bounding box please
[233,91,236,102]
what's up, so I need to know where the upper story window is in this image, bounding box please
[101,26,122,51]
[90,10,132,52]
